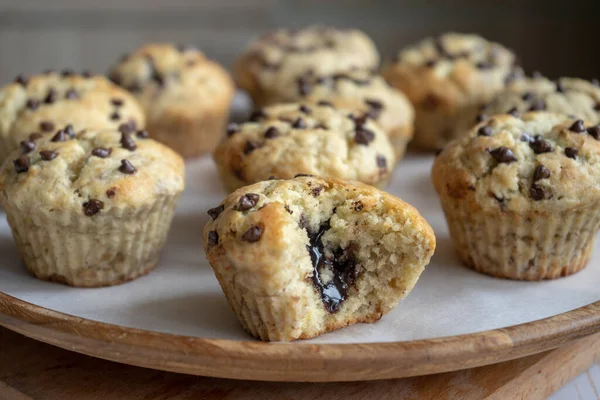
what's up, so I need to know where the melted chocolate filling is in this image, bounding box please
[307,220,358,313]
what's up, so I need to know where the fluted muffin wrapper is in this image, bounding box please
[441,199,600,280]
[2,194,180,287]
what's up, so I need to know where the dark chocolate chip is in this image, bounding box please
[44,89,57,104]
[489,147,517,163]
[530,136,553,154]
[365,99,384,110]
[207,231,219,247]
[118,123,134,135]
[528,100,546,111]
[353,201,364,212]
[264,126,280,139]
[587,125,600,140]
[13,156,30,173]
[476,61,493,69]
[227,123,240,136]
[284,205,293,214]
[292,117,307,129]
[29,133,43,141]
[569,120,586,133]
[110,111,121,121]
[83,199,104,216]
[299,104,312,115]
[120,133,137,151]
[127,82,142,93]
[20,140,36,154]
[529,184,547,201]
[311,186,323,197]
[507,107,520,117]
[65,88,78,100]
[14,75,28,86]
[136,130,149,139]
[297,76,312,96]
[64,124,75,138]
[207,204,224,220]
[520,133,534,143]
[317,100,334,108]
[477,126,493,137]
[111,98,124,107]
[241,225,263,242]
[244,140,260,155]
[26,99,40,110]
[533,165,551,181]
[594,103,600,111]
[92,147,112,158]
[39,150,58,161]
[106,188,117,199]
[51,130,67,142]
[249,110,266,122]
[236,193,259,211]
[376,155,387,170]
[119,159,137,174]
[354,128,375,145]
[425,59,437,68]
[565,147,578,159]
[521,92,534,101]
[476,113,488,123]
[61,69,74,77]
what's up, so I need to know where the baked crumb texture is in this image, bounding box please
[0,126,185,287]
[432,112,600,280]
[203,176,435,341]
[382,32,522,151]
[109,43,235,158]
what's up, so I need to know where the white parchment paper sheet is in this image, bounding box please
[0,154,598,343]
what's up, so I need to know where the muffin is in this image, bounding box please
[109,43,235,158]
[213,102,396,192]
[382,32,522,151]
[234,26,380,108]
[203,175,436,341]
[432,112,600,280]
[482,75,600,122]
[0,71,145,165]
[0,125,185,287]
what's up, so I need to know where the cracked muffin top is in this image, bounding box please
[234,26,380,106]
[482,76,600,123]
[432,112,600,212]
[213,102,395,192]
[0,124,184,217]
[0,71,145,164]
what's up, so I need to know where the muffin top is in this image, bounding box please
[0,71,145,163]
[482,76,600,123]
[234,26,380,103]
[213,102,395,191]
[432,112,600,213]
[0,124,184,217]
[109,43,235,118]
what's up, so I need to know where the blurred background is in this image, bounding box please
[0,0,598,84]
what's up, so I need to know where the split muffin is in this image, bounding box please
[109,43,235,158]
[203,176,436,341]
[432,112,600,280]
[0,125,185,287]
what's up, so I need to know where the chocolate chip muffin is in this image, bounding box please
[432,112,600,280]
[0,71,145,166]
[203,176,436,341]
[234,26,380,108]
[252,68,414,159]
[213,102,396,192]
[382,33,522,151]
[482,76,600,122]
[109,43,235,158]
[0,125,185,287]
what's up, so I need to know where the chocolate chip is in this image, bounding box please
[249,110,266,122]
[477,126,493,137]
[92,147,112,158]
[227,123,240,137]
[365,99,384,110]
[565,147,578,159]
[376,155,387,170]
[44,89,57,104]
[594,103,600,112]
[207,231,219,248]
[127,82,142,93]
[530,136,553,154]
[118,123,134,135]
[299,104,312,115]
[26,99,40,110]
[292,117,307,129]
[207,204,224,220]
[136,130,149,139]
[529,184,547,201]
[297,76,312,96]
[65,88,78,100]
[39,150,58,161]
[110,111,121,121]
[529,100,546,111]
[264,126,280,139]
[476,113,488,123]
[317,100,334,108]
[106,188,117,199]
[507,107,520,117]
[425,59,437,68]
[520,133,534,143]
[354,128,375,145]
[14,75,28,86]
[29,133,43,141]
[350,113,369,129]
[64,124,75,138]
[120,133,137,151]
[569,120,586,133]
[111,98,124,107]
[51,130,67,142]
[20,140,36,154]
[284,205,293,214]
[119,159,137,174]
[13,156,30,173]
[83,199,104,216]
[521,92,534,101]
[236,193,259,211]
[61,69,74,77]
[311,186,323,197]
[476,61,493,69]
[353,201,364,212]
[533,165,550,181]
[244,140,260,155]
[241,225,263,242]
[489,147,517,163]
[587,125,600,140]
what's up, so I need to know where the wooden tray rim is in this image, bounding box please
[0,292,599,382]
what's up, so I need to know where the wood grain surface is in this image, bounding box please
[1,327,599,399]
[0,292,599,382]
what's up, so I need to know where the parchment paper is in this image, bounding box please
[0,154,598,343]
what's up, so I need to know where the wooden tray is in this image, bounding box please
[1,292,598,382]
